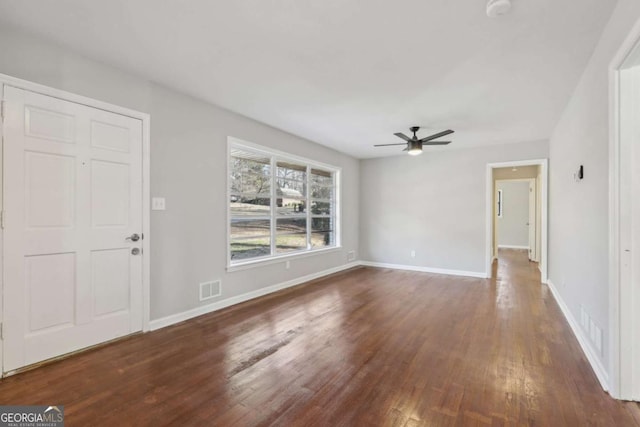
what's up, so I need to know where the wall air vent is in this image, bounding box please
[199,280,222,301]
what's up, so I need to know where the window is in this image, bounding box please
[497,189,503,218]
[228,139,340,267]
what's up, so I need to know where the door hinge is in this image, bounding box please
[0,100,5,121]
[0,323,3,340]
[1,211,4,229]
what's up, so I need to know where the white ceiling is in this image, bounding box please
[0,0,616,158]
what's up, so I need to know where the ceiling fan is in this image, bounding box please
[374,126,454,156]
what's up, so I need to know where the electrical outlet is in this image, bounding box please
[152,197,166,211]
[285,260,290,270]
[347,250,356,262]
[410,250,416,258]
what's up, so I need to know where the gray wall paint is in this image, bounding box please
[497,181,530,248]
[359,141,548,274]
[548,0,640,373]
[0,27,360,321]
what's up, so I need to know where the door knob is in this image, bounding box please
[126,233,140,242]
[131,248,141,255]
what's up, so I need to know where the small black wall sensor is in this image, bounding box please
[575,165,584,181]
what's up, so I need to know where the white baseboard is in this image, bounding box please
[359,261,486,279]
[546,280,609,391]
[497,245,529,250]
[149,262,360,331]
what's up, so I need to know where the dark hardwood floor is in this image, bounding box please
[1,249,639,426]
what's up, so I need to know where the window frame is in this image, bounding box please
[227,137,341,270]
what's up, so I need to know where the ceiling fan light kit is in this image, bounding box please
[486,0,512,18]
[408,141,422,156]
[374,126,454,156]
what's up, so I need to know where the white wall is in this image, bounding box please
[497,181,530,248]
[0,27,360,321]
[359,140,548,275]
[548,0,640,376]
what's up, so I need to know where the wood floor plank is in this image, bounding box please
[0,249,636,426]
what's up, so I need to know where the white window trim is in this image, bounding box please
[226,137,342,270]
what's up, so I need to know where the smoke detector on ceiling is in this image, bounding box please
[487,0,512,18]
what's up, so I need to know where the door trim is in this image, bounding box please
[608,15,640,400]
[0,73,151,374]
[485,159,548,282]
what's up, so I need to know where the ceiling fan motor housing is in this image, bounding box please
[486,0,511,18]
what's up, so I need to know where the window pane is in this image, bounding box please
[276,234,307,253]
[311,169,333,187]
[276,162,306,207]
[276,218,307,253]
[277,218,307,234]
[230,196,271,216]
[311,201,332,215]
[277,200,306,216]
[231,237,271,261]
[231,219,271,239]
[230,151,271,195]
[311,232,334,248]
[277,180,306,198]
[311,186,333,200]
[277,161,306,181]
[311,217,332,232]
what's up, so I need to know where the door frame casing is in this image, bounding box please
[0,73,151,374]
[485,159,548,282]
[608,16,640,400]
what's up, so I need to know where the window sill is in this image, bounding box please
[226,246,342,272]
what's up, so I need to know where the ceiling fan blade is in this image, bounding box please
[394,132,412,142]
[422,141,451,145]
[419,129,454,143]
[374,143,409,147]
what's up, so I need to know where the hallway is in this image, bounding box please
[0,251,638,425]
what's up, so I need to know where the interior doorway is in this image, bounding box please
[495,176,539,264]
[485,159,548,282]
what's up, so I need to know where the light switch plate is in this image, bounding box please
[152,197,166,211]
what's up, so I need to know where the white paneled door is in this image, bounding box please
[3,86,143,372]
